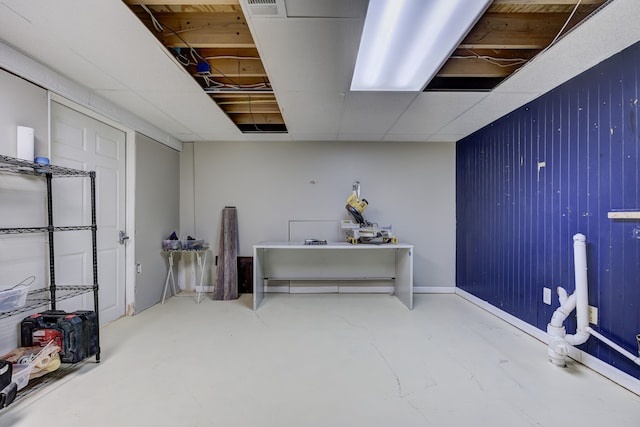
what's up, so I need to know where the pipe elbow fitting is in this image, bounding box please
[547,323,566,338]
[565,329,590,346]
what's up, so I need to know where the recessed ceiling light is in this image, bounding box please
[350,0,492,92]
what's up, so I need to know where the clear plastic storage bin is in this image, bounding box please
[0,276,34,311]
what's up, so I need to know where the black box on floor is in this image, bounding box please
[20,310,87,363]
[73,310,99,358]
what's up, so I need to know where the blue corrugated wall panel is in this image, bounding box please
[457,41,640,379]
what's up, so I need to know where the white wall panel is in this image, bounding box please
[184,140,456,288]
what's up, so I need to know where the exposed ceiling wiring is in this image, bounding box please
[194,75,271,90]
[548,0,583,48]
[204,56,262,61]
[247,93,263,132]
[138,4,248,89]
[140,4,163,32]
[450,51,529,68]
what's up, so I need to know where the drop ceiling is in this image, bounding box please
[0,0,637,144]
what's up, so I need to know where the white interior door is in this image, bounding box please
[50,101,126,325]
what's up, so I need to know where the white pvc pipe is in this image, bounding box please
[586,327,640,366]
[547,233,640,368]
[564,233,590,346]
[549,289,576,328]
[547,233,590,366]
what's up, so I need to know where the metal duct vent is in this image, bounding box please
[247,0,281,16]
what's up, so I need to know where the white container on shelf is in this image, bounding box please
[16,126,34,161]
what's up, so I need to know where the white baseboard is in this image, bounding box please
[265,285,456,294]
[413,286,455,294]
[338,285,394,293]
[455,288,640,396]
[266,285,396,294]
[265,285,290,293]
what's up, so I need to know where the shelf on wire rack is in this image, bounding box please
[0,154,92,178]
[0,285,96,319]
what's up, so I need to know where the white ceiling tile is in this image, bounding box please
[94,90,192,134]
[137,90,239,135]
[435,92,541,139]
[284,0,367,18]
[389,92,488,136]
[278,91,346,138]
[249,18,363,93]
[339,92,417,135]
[1,0,637,144]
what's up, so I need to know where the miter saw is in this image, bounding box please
[341,182,397,245]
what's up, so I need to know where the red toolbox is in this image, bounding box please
[21,311,87,363]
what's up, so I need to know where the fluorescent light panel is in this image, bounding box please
[350,0,492,91]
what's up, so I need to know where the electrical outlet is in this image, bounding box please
[136,263,142,274]
[543,287,552,305]
[588,305,598,325]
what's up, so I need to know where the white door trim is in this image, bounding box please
[48,92,137,317]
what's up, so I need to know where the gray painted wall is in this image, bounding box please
[0,69,48,158]
[135,132,180,312]
[180,140,456,289]
[0,69,49,354]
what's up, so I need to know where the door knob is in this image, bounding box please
[119,230,130,245]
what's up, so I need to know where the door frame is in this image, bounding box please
[48,92,137,317]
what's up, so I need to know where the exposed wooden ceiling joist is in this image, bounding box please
[232,114,285,125]
[137,11,254,48]
[124,0,286,134]
[126,0,240,5]
[125,0,608,116]
[429,0,608,91]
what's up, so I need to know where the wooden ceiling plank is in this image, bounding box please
[134,11,255,47]
[437,58,516,78]
[232,114,285,125]
[221,104,282,114]
[190,57,266,76]
[195,76,271,87]
[462,12,573,49]
[216,99,278,105]
[147,5,242,13]
[490,0,604,5]
[196,47,260,57]
[207,73,267,78]
[453,48,538,60]
[125,1,240,5]
[488,1,606,14]
[211,93,276,100]
[139,11,247,27]
[459,41,547,50]
[160,35,255,49]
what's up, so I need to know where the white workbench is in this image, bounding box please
[253,241,413,310]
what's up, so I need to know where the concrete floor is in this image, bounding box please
[1,293,639,427]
